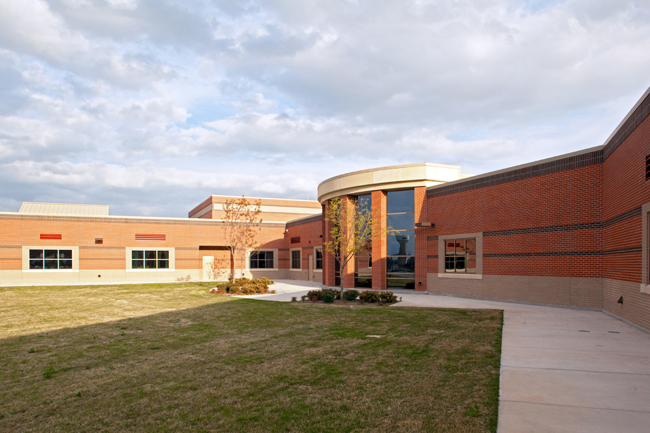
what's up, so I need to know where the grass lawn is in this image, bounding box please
[0,283,502,432]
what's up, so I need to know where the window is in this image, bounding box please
[291,250,301,269]
[131,250,169,269]
[250,251,274,269]
[355,253,372,288]
[445,239,476,274]
[358,194,372,218]
[29,249,72,270]
[386,189,415,289]
[315,248,323,270]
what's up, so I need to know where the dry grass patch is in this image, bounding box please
[0,283,502,432]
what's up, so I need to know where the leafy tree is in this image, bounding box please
[222,196,263,280]
[323,196,388,296]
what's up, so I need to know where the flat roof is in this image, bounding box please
[19,202,110,217]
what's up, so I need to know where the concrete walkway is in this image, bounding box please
[242,280,650,432]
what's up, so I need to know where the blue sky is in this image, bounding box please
[0,0,649,217]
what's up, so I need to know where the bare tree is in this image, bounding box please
[323,196,388,296]
[207,258,232,281]
[222,196,263,280]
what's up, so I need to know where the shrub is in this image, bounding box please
[217,278,272,295]
[306,290,323,301]
[322,290,336,303]
[301,295,308,302]
[343,289,359,301]
[359,290,379,303]
[379,291,398,304]
[322,289,341,301]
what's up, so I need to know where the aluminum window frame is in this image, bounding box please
[290,248,302,271]
[249,250,276,270]
[22,246,79,272]
[314,247,323,271]
[126,247,175,271]
[438,232,483,279]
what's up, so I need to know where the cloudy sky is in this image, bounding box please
[0,0,649,217]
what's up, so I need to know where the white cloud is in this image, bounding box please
[0,0,649,216]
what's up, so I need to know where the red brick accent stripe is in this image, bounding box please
[135,234,166,241]
[40,234,62,240]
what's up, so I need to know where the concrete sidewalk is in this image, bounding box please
[248,280,650,432]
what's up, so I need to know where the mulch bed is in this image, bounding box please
[292,299,400,306]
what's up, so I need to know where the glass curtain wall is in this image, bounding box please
[386,190,415,289]
[355,194,372,287]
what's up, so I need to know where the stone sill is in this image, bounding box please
[437,273,482,280]
[126,269,175,272]
[23,270,79,273]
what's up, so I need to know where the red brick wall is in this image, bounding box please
[414,186,427,290]
[600,97,650,329]
[603,112,650,284]
[427,164,604,278]
[280,217,323,271]
[0,215,285,272]
[371,190,387,290]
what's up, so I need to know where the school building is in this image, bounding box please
[1,86,649,331]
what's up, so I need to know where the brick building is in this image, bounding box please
[1,87,649,330]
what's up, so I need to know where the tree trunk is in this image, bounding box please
[338,258,346,299]
[230,250,235,281]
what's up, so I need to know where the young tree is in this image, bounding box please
[222,196,263,280]
[323,196,381,296]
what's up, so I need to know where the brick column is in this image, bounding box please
[414,186,427,291]
[371,190,387,291]
[322,202,336,287]
[341,195,356,289]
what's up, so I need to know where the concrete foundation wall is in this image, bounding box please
[603,278,650,331]
[0,269,203,286]
[427,273,603,309]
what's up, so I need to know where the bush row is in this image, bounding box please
[301,289,398,304]
[215,277,274,295]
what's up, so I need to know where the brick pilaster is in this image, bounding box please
[341,195,356,289]
[371,190,387,291]
[414,186,427,291]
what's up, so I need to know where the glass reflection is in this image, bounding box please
[387,231,414,255]
[387,214,415,231]
[466,238,476,255]
[356,255,372,276]
[358,194,371,215]
[355,276,372,288]
[387,256,415,273]
[386,278,415,289]
[386,190,414,214]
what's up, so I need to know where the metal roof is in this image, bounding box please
[19,202,110,216]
